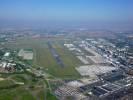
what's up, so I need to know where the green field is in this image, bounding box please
[0,73,40,100]
[5,38,82,78]
[0,71,57,100]
[0,86,36,100]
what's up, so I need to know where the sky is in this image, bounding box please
[0,0,133,30]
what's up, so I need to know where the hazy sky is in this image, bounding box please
[0,0,133,30]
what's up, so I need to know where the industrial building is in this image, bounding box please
[76,65,117,78]
[18,49,33,60]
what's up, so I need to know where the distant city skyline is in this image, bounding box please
[0,0,133,31]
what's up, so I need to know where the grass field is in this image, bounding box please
[0,86,35,100]
[0,73,39,100]
[0,72,57,100]
[5,37,82,78]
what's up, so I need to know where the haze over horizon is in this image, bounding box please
[0,0,133,31]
